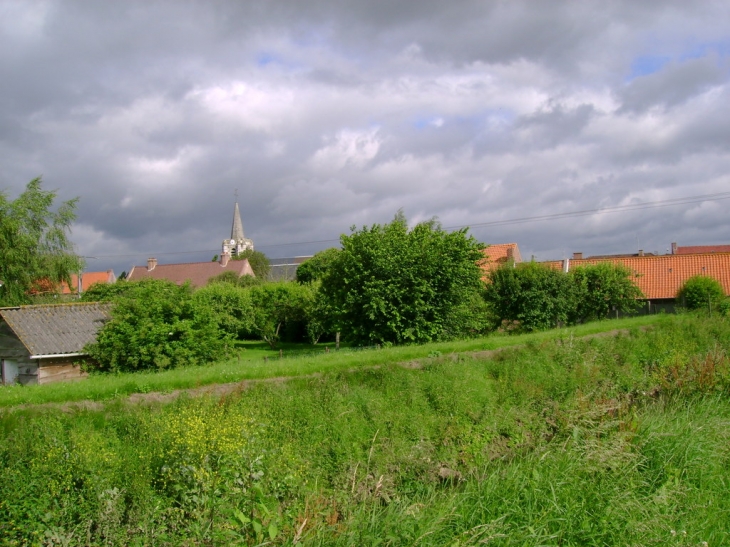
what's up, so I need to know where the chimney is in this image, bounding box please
[671,242,677,254]
[638,249,644,257]
[147,258,157,271]
[563,258,570,273]
[219,252,230,267]
[573,252,583,260]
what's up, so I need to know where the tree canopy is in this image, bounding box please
[295,248,341,284]
[321,212,486,345]
[231,249,271,279]
[0,178,83,306]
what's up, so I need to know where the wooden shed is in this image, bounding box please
[0,302,110,385]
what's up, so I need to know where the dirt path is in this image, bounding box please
[9,327,644,413]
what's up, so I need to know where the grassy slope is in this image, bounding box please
[1,314,728,546]
[0,314,667,407]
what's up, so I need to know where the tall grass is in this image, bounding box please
[0,313,727,546]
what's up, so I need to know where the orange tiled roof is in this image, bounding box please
[60,270,116,294]
[543,254,730,300]
[675,245,730,254]
[482,243,522,271]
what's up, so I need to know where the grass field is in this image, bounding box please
[0,314,667,408]
[1,313,728,546]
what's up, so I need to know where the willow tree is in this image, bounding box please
[0,178,83,305]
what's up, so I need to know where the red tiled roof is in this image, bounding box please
[675,245,730,254]
[127,259,254,287]
[543,254,730,300]
[482,243,522,271]
[60,270,116,294]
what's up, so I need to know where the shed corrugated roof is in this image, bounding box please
[0,302,111,357]
[543,253,730,299]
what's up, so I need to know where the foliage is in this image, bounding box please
[485,261,576,331]
[193,282,255,338]
[677,275,726,311]
[321,211,486,345]
[208,270,263,287]
[231,249,271,279]
[85,279,229,372]
[0,177,84,305]
[80,278,135,302]
[570,262,643,322]
[295,247,341,284]
[247,282,315,348]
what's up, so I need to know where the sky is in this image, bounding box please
[1,0,729,275]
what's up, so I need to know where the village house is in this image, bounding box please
[0,302,110,385]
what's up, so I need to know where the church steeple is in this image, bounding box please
[222,192,254,258]
[231,201,246,242]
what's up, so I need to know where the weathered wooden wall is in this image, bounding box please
[37,358,88,384]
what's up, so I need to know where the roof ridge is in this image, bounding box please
[0,301,111,311]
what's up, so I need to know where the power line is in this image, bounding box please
[89,191,730,259]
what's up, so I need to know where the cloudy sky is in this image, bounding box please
[2,0,729,275]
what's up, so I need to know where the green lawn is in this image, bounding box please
[0,314,668,407]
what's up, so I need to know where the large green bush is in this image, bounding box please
[85,279,229,372]
[247,282,317,347]
[193,282,255,338]
[570,262,643,322]
[321,212,486,345]
[677,275,727,311]
[485,262,576,331]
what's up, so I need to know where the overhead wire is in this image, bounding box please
[89,190,730,259]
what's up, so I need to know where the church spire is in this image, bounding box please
[231,201,246,241]
[222,191,254,257]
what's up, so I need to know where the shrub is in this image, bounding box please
[570,262,643,322]
[247,282,316,347]
[321,211,486,345]
[85,280,229,372]
[484,262,576,332]
[677,275,726,311]
[193,282,255,338]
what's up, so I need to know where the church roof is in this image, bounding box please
[127,259,255,287]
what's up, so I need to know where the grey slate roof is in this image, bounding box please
[0,302,111,357]
[268,256,313,282]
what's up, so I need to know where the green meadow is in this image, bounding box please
[1,313,729,546]
[0,314,664,408]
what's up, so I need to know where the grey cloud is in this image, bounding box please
[619,57,727,113]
